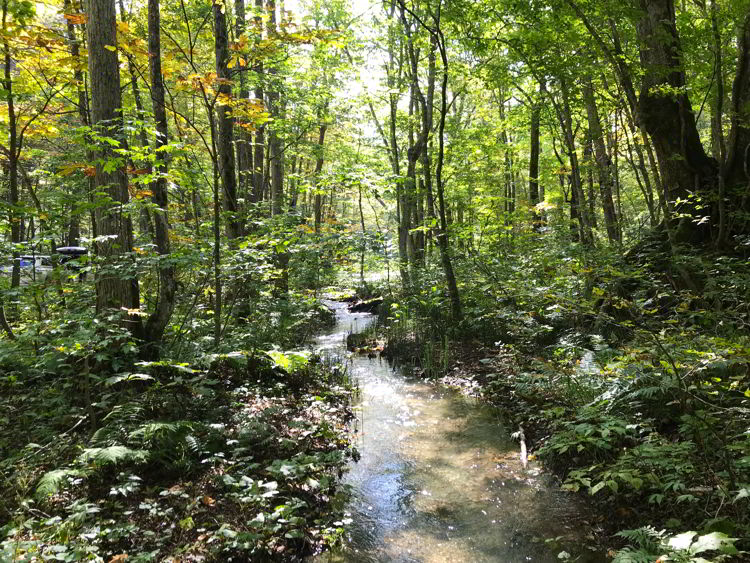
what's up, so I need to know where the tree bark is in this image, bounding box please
[313,122,327,233]
[64,0,89,247]
[86,0,141,334]
[724,13,750,202]
[214,0,241,239]
[267,0,283,217]
[118,0,155,241]
[143,0,176,352]
[234,0,253,204]
[636,0,717,242]
[529,79,543,227]
[558,76,594,246]
[434,26,462,321]
[583,75,621,243]
[252,0,265,204]
[3,0,21,294]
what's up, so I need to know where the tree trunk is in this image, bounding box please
[584,136,597,229]
[724,12,750,224]
[402,88,417,265]
[435,27,461,321]
[583,76,621,243]
[3,0,21,295]
[267,0,283,217]
[118,0,155,242]
[313,123,327,233]
[636,0,717,242]
[622,110,657,226]
[143,0,176,353]
[234,0,253,204]
[87,0,141,334]
[359,182,366,285]
[529,79,543,227]
[558,77,594,246]
[64,0,89,247]
[252,0,265,205]
[214,0,241,239]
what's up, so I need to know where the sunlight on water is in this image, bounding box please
[313,301,604,563]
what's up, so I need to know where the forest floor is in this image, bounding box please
[0,305,358,562]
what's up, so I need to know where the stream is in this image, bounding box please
[314,301,604,563]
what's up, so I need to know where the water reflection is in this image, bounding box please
[314,301,603,563]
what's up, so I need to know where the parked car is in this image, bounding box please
[1,247,88,284]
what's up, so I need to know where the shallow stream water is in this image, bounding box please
[314,301,604,563]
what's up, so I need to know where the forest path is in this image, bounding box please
[313,301,604,563]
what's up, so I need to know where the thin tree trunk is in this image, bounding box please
[252,0,265,205]
[529,79,543,228]
[3,0,20,295]
[583,76,620,243]
[435,26,461,321]
[267,0,283,217]
[143,0,176,353]
[118,0,155,241]
[558,77,593,246]
[313,123,327,233]
[214,0,241,239]
[64,0,89,247]
[234,0,252,205]
[359,182,366,285]
[585,136,598,229]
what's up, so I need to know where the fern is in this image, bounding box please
[128,421,205,470]
[101,401,145,424]
[78,446,149,466]
[616,526,665,550]
[184,434,201,455]
[35,469,85,499]
[129,421,192,443]
[612,547,657,563]
[629,385,666,400]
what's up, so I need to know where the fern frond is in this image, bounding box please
[35,469,85,499]
[184,434,201,455]
[612,547,657,563]
[78,446,149,466]
[129,421,192,442]
[102,401,145,424]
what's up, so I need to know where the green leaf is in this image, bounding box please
[179,516,195,530]
[690,532,736,555]
[590,481,606,495]
[667,531,696,551]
